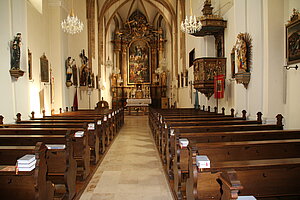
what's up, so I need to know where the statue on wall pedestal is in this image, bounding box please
[79,49,90,87]
[234,33,253,89]
[9,33,24,79]
[11,33,22,70]
[65,57,73,87]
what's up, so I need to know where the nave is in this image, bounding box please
[80,116,174,200]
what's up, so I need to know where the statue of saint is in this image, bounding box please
[161,71,167,86]
[79,49,89,86]
[235,34,247,72]
[11,33,22,69]
[65,57,72,86]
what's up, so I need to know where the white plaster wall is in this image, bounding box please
[0,0,30,123]
[284,0,300,129]
[0,0,16,123]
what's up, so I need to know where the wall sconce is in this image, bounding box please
[284,65,298,70]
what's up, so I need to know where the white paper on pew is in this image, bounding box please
[112,112,114,116]
[179,138,189,148]
[196,155,210,169]
[237,196,256,200]
[17,160,36,168]
[88,123,95,130]
[108,114,112,118]
[104,116,107,121]
[46,144,66,149]
[17,165,35,171]
[97,120,102,125]
[170,129,175,136]
[17,154,35,164]
[164,123,167,129]
[75,131,84,137]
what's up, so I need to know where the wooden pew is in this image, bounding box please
[172,129,300,199]
[0,128,90,180]
[0,142,54,200]
[162,113,279,174]
[0,132,77,200]
[187,157,300,200]
[1,120,101,165]
[176,138,300,199]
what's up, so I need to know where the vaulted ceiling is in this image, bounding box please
[98,0,176,31]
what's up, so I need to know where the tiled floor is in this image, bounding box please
[79,116,174,200]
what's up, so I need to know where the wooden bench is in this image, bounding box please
[0,132,77,200]
[187,157,300,200]
[0,128,90,180]
[171,129,300,199]
[0,142,54,200]
[162,114,282,174]
[1,120,101,165]
[183,139,300,199]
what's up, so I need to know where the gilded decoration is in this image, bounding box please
[118,10,158,85]
[193,57,226,99]
[233,33,253,88]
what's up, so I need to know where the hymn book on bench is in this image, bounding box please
[46,144,66,149]
[16,154,36,172]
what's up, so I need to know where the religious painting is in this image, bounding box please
[286,18,300,65]
[28,49,32,80]
[40,54,49,82]
[128,40,150,84]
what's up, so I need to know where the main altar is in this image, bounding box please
[110,10,168,109]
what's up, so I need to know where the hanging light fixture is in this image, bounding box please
[61,0,84,35]
[180,0,202,34]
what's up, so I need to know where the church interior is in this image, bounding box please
[0,0,300,199]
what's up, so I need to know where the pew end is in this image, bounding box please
[219,170,243,200]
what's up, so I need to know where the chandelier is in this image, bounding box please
[61,0,84,35]
[181,16,202,34]
[180,0,201,34]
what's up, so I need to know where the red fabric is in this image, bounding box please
[73,90,78,111]
[214,75,225,99]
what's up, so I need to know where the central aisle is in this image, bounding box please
[80,116,174,200]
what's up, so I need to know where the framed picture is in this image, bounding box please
[28,49,32,80]
[128,40,151,84]
[40,54,49,82]
[231,48,235,78]
[286,18,300,65]
[181,72,184,88]
[177,74,180,88]
[189,48,195,67]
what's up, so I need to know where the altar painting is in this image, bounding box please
[128,40,150,84]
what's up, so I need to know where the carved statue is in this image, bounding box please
[65,57,72,87]
[161,71,167,86]
[235,33,247,72]
[11,33,22,69]
[79,49,89,86]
